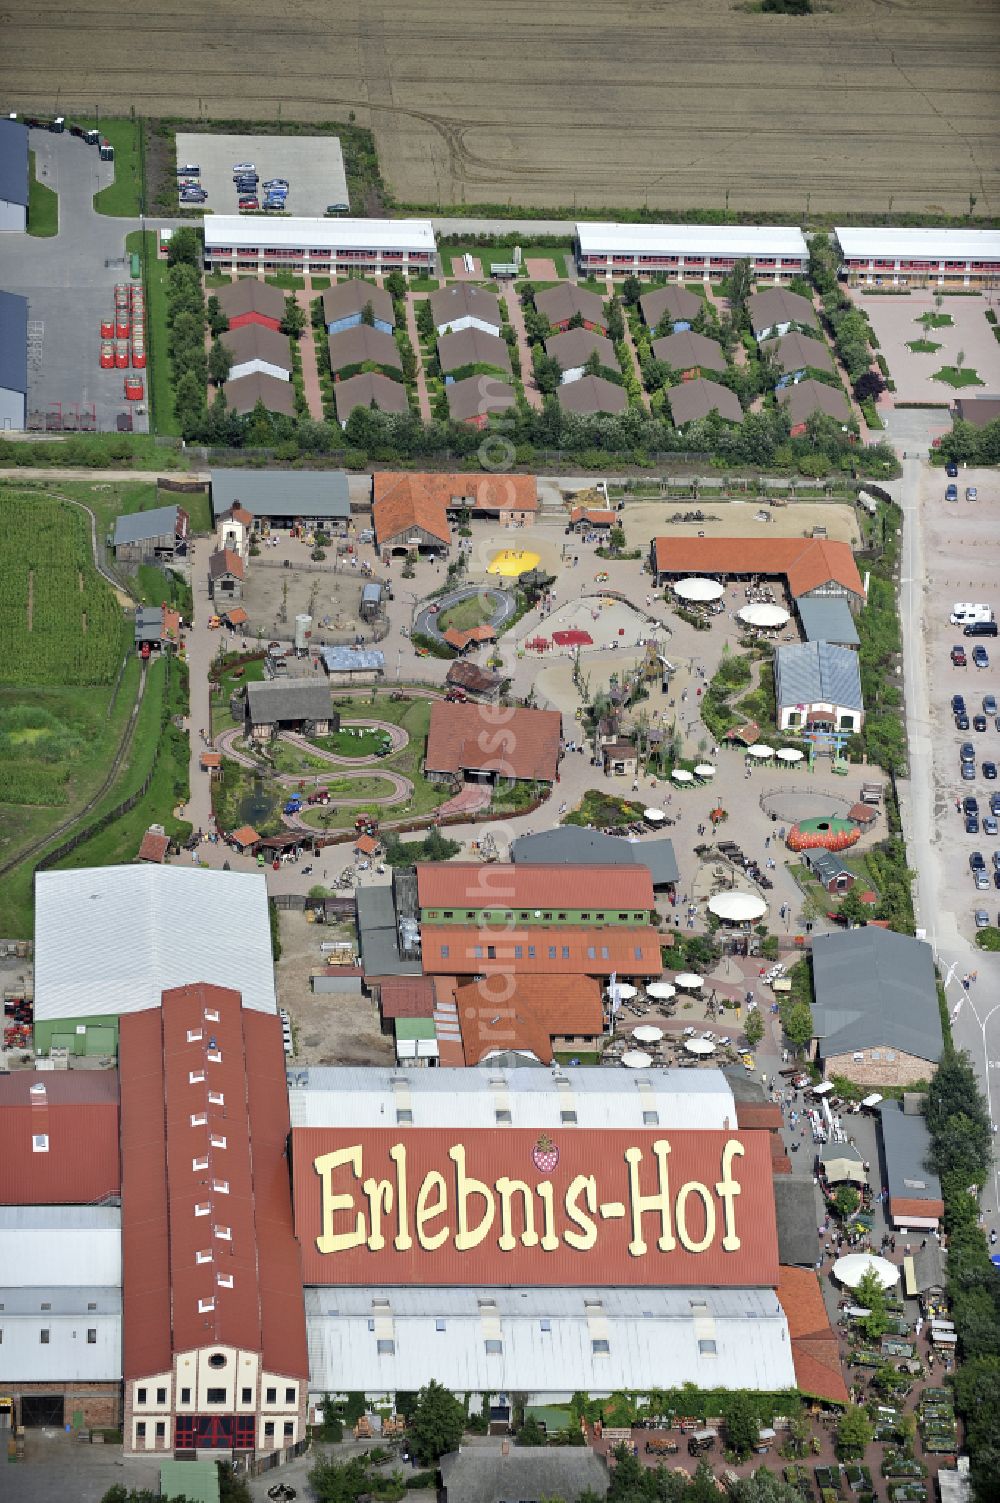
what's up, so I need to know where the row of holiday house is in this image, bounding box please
[199,217,1000,289]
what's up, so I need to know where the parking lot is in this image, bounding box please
[859,289,1000,404]
[1,129,148,433]
[175,132,347,216]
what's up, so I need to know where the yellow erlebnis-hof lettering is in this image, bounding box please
[313,1137,746,1258]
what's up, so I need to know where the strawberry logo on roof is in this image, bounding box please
[531,1134,559,1174]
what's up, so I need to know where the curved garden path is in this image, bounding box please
[212,723,416,815]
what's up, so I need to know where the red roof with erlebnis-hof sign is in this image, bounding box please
[290,1128,779,1289]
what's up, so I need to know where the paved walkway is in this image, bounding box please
[403,293,432,421]
[296,287,326,421]
[505,291,542,409]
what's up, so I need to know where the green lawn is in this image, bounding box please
[127,229,178,436]
[439,243,571,279]
[918,312,954,329]
[79,118,143,215]
[408,276,439,292]
[310,277,331,289]
[437,591,499,633]
[905,338,941,354]
[27,151,58,237]
[932,366,984,388]
[205,272,232,289]
[265,273,306,290]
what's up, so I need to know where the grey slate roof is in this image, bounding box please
[804,848,851,886]
[651,329,726,373]
[357,883,423,977]
[773,640,863,712]
[765,331,835,375]
[322,280,394,328]
[113,503,180,546]
[773,1176,823,1267]
[556,374,627,416]
[245,679,333,724]
[811,929,944,1064]
[909,1240,947,1293]
[668,377,743,427]
[0,288,28,397]
[0,120,29,208]
[639,283,702,328]
[796,596,860,647]
[879,1101,943,1206]
[778,378,852,427]
[439,326,511,374]
[511,825,679,887]
[440,1446,609,1503]
[211,469,351,520]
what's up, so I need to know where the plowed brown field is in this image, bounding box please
[3,0,999,215]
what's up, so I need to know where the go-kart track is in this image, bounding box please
[414,585,518,646]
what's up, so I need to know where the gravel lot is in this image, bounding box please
[275,906,394,1067]
[860,290,1000,404]
[175,131,347,216]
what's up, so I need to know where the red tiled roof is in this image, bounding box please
[374,472,537,519]
[355,833,378,855]
[776,1265,850,1405]
[379,977,437,1020]
[231,825,260,847]
[0,1072,120,1206]
[201,752,222,769]
[425,701,562,783]
[445,660,502,694]
[416,862,654,912]
[441,623,497,651]
[570,507,616,526]
[890,1195,944,1222]
[209,547,246,580]
[736,1102,783,1131]
[653,536,864,600]
[120,986,307,1381]
[420,924,662,977]
[227,607,248,626]
[137,829,170,864]
[372,474,450,547]
[455,974,604,1064]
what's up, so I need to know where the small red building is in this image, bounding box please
[215,278,285,333]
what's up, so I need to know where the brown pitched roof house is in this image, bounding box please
[954,395,1000,427]
[223,371,296,417]
[778,379,852,427]
[639,284,703,328]
[748,287,818,338]
[373,472,537,520]
[137,827,170,864]
[445,659,503,697]
[416,862,653,911]
[546,326,616,373]
[322,280,394,329]
[651,329,726,373]
[446,375,515,423]
[216,278,286,325]
[373,475,450,549]
[765,330,834,375]
[556,374,627,416]
[570,506,616,527]
[653,535,865,601]
[429,281,501,332]
[335,371,409,424]
[438,326,512,375]
[425,700,562,782]
[534,283,607,330]
[668,377,743,426]
[328,324,401,373]
[455,974,605,1064]
[208,547,245,580]
[221,322,292,374]
[441,623,497,652]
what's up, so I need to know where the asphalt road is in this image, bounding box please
[413,581,516,644]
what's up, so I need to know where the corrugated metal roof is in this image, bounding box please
[287,1065,735,1131]
[305,1284,796,1395]
[205,215,436,253]
[113,503,180,547]
[879,1102,943,1211]
[0,119,29,208]
[416,862,653,912]
[795,596,860,647]
[773,641,863,712]
[835,226,1000,261]
[0,1283,120,1312]
[0,1210,121,1287]
[34,866,277,1022]
[0,1074,120,1206]
[246,679,333,724]
[577,222,807,259]
[210,468,351,520]
[440,1448,609,1503]
[812,929,943,1062]
[0,1286,121,1384]
[512,828,679,887]
[0,287,29,397]
[320,646,385,672]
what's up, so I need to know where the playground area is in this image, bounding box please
[487,547,542,577]
[240,546,382,648]
[515,594,672,659]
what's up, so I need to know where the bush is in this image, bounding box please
[405,1473,439,1490]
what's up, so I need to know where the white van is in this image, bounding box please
[951,603,993,625]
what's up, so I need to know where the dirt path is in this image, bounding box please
[403,293,433,421]
[505,292,542,410]
[296,287,326,421]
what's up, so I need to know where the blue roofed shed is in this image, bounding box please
[796,596,860,648]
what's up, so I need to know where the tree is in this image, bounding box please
[605,296,625,343]
[517,1415,547,1446]
[956,348,966,370]
[782,1001,814,1052]
[854,370,885,403]
[832,1184,861,1220]
[361,299,376,327]
[407,1379,466,1464]
[205,294,228,336]
[927,1048,993,1185]
[281,294,306,338]
[533,349,563,395]
[607,522,626,556]
[727,258,753,323]
[208,337,232,387]
[166,224,202,268]
[835,1404,873,1460]
[385,270,407,300]
[722,1390,760,1460]
[584,348,603,377]
[854,1266,889,1341]
[836,886,872,927]
[743,1008,764,1048]
[621,275,642,307]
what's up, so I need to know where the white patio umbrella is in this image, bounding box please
[776,747,805,763]
[832,1253,900,1291]
[738,603,790,629]
[747,744,776,759]
[708,891,768,923]
[611,982,638,1000]
[646,981,677,1001]
[633,1024,664,1044]
[671,768,694,783]
[685,1036,716,1055]
[621,1049,653,1070]
[673,577,724,603]
[674,972,703,989]
[643,807,666,822]
[694,763,716,778]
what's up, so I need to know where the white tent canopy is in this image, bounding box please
[674,972,703,989]
[633,1025,664,1044]
[747,744,776,759]
[694,764,716,778]
[739,603,790,629]
[824,1158,868,1187]
[643,808,666,822]
[708,891,767,922]
[833,1253,900,1290]
[671,768,694,783]
[646,981,677,1001]
[776,747,805,763]
[621,1049,653,1070]
[673,577,724,603]
[610,982,638,1000]
[685,1037,716,1056]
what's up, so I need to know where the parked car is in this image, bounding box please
[952,645,967,666]
[983,816,999,837]
[964,796,979,816]
[952,694,967,714]
[946,484,959,502]
[991,792,1000,815]
[946,460,959,477]
[975,909,990,928]
[176,163,200,175]
[180,190,207,203]
[975,870,990,890]
[962,760,976,780]
[961,741,976,762]
[984,694,998,715]
[970,851,986,871]
[956,712,971,730]
[238,198,259,211]
[974,715,988,732]
[966,486,978,502]
[233,161,256,173]
[263,178,289,189]
[985,761,998,780]
[974,646,991,668]
[993,850,1000,870]
[967,814,981,834]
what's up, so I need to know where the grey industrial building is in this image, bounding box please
[795,596,860,648]
[773,640,864,733]
[0,288,28,430]
[112,503,188,565]
[210,469,351,530]
[511,825,679,890]
[244,680,337,744]
[0,119,29,233]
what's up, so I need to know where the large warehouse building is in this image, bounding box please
[0,118,29,232]
[574,224,808,282]
[834,227,1000,288]
[202,216,437,278]
[0,287,28,431]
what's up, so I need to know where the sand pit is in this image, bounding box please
[487,548,542,577]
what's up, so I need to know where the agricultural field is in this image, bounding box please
[2,0,998,215]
